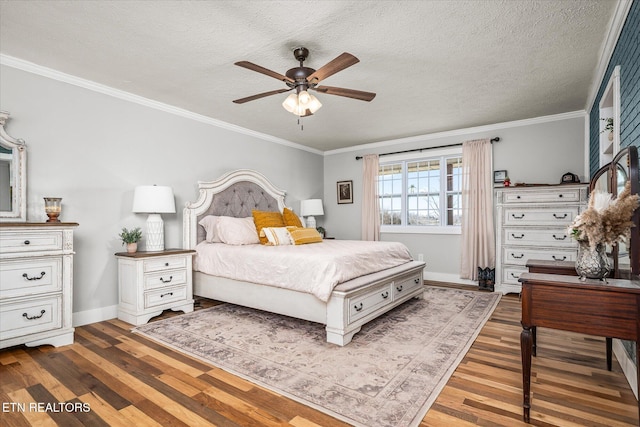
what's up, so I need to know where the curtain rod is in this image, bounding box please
[355,137,500,160]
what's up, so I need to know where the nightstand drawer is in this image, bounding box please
[0,295,62,341]
[0,231,63,253]
[143,256,188,273]
[0,257,62,299]
[144,286,188,308]
[144,269,188,290]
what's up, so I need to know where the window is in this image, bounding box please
[378,152,463,233]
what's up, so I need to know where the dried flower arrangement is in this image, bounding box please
[568,181,639,249]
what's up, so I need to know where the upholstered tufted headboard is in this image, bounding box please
[183,169,287,249]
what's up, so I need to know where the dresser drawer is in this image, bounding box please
[0,295,62,341]
[503,247,577,266]
[0,257,62,299]
[144,269,188,290]
[0,231,63,253]
[502,207,579,227]
[348,283,392,323]
[392,273,423,300]
[501,188,583,204]
[502,266,528,285]
[503,228,576,247]
[143,256,188,273]
[144,285,188,308]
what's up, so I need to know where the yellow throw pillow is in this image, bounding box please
[283,207,303,227]
[252,210,285,244]
[289,227,323,245]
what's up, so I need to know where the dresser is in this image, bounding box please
[116,249,195,325]
[0,222,78,348]
[494,184,588,294]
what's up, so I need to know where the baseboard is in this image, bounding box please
[73,304,118,327]
[613,339,638,400]
[422,271,477,287]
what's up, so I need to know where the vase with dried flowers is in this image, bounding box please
[568,181,639,280]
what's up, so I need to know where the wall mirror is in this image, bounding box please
[0,111,26,222]
[591,145,639,279]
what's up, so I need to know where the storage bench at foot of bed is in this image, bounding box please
[326,260,425,346]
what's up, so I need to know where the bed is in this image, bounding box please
[183,169,426,345]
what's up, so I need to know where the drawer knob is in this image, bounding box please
[559,194,563,198]
[353,302,363,312]
[511,253,525,259]
[516,195,521,199]
[511,233,525,239]
[23,309,46,320]
[397,285,404,292]
[160,292,174,298]
[381,291,389,299]
[511,214,525,219]
[159,276,173,283]
[165,262,169,267]
[553,234,567,240]
[552,255,567,261]
[23,240,30,245]
[22,271,46,281]
[553,213,568,219]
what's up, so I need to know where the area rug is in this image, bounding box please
[134,287,501,427]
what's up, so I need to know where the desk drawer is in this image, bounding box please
[0,231,63,253]
[0,257,62,299]
[0,295,62,340]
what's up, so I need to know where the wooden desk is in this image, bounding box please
[519,272,640,423]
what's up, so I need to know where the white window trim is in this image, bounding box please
[379,146,463,235]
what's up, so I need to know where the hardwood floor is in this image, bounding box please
[1,287,638,426]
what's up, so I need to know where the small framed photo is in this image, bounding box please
[494,170,507,183]
[337,180,353,204]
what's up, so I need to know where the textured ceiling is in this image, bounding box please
[0,0,616,152]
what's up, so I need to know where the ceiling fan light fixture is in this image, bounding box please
[282,91,322,116]
[282,93,298,113]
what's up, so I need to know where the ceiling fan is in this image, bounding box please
[232,47,376,117]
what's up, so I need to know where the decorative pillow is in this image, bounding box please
[216,216,260,245]
[261,227,294,246]
[282,207,303,227]
[252,210,285,244]
[198,215,222,243]
[289,227,324,245]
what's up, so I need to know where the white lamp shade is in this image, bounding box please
[300,199,324,216]
[132,185,176,213]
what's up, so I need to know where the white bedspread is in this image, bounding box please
[194,240,413,302]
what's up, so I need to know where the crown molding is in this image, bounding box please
[0,54,323,156]
[585,0,632,113]
[325,110,587,156]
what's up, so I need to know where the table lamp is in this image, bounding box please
[300,199,324,230]
[132,185,176,251]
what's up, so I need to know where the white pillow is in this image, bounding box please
[199,215,222,243]
[216,216,260,245]
[261,227,294,246]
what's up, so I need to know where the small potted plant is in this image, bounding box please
[600,117,613,141]
[119,227,142,253]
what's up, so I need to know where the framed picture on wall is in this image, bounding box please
[337,180,353,204]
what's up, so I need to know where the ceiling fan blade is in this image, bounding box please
[235,61,295,83]
[233,88,292,104]
[307,52,359,83]
[312,85,376,102]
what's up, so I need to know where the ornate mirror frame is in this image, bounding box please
[0,111,26,222]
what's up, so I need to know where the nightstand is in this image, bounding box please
[115,249,195,325]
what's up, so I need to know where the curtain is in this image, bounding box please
[361,154,380,241]
[460,139,495,280]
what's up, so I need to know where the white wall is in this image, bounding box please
[0,65,323,323]
[323,114,586,283]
